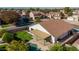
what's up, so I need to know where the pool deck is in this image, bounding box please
[29,38,53,51]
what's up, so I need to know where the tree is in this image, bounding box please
[29,8,36,11]
[35,17,41,23]
[49,43,78,51]
[2,32,14,43]
[51,8,60,12]
[6,40,28,51]
[35,8,40,11]
[64,7,73,16]
[60,12,65,19]
[43,9,50,13]
[15,16,30,26]
[68,11,73,16]
[0,11,20,24]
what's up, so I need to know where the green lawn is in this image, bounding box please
[16,31,33,41]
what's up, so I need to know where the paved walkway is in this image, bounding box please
[29,38,53,51]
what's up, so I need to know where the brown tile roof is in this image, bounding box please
[40,20,74,38]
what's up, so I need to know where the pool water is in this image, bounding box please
[28,43,41,51]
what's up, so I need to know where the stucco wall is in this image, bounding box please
[29,12,35,20]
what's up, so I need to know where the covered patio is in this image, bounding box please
[29,29,52,50]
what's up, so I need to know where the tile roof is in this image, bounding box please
[40,20,74,37]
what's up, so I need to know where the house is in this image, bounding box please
[29,20,74,44]
[29,12,35,20]
[21,10,26,16]
[46,12,61,19]
[67,15,79,22]
[73,10,79,15]
[29,11,45,21]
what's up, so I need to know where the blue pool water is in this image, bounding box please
[28,43,41,51]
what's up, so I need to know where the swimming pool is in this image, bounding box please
[28,43,41,51]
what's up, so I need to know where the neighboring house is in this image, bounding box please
[67,15,79,22]
[29,11,45,21]
[29,12,35,20]
[46,12,61,20]
[29,20,74,44]
[21,10,26,16]
[73,10,79,15]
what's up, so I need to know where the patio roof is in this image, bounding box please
[31,29,50,39]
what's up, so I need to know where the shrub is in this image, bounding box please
[50,43,64,51]
[2,32,14,43]
[64,45,78,51]
[6,40,29,51]
[0,44,7,51]
[0,29,6,38]
[35,17,41,23]
[49,43,78,51]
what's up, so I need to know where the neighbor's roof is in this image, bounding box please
[40,20,74,37]
[31,29,50,39]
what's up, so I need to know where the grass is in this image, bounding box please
[16,31,33,41]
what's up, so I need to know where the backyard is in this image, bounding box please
[15,31,33,41]
[0,29,33,51]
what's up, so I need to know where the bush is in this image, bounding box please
[2,32,14,43]
[0,29,6,38]
[49,43,78,51]
[1,24,10,28]
[0,44,7,51]
[6,40,29,51]
[50,43,64,51]
[64,45,78,51]
[35,17,41,23]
